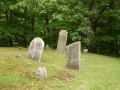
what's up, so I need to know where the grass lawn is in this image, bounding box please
[0,47,120,90]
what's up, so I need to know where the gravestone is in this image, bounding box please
[15,54,21,58]
[18,47,21,50]
[83,49,88,52]
[27,37,44,62]
[57,30,68,53]
[36,67,47,78]
[45,44,49,50]
[66,41,81,71]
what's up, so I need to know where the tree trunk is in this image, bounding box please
[87,0,116,53]
[115,39,119,57]
[46,17,50,33]
[9,38,13,47]
[24,6,27,47]
[87,26,97,53]
[9,10,13,46]
[32,14,35,32]
[24,6,27,24]
[5,11,9,25]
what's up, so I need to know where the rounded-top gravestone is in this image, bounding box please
[27,37,44,62]
[36,67,47,78]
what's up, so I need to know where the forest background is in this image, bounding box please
[0,0,120,57]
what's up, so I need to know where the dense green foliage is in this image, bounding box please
[0,0,91,48]
[96,2,120,57]
[0,0,120,57]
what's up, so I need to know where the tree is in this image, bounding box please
[83,0,116,53]
[96,1,120,57]
[0,0,18,46]
[53,0,92,48]
[0,0,120,58]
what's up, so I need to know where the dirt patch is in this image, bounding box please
[49,70,75,83]
[22,71,41,80]
[2,84,19,90]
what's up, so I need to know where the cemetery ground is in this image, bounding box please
[0,48,120,90]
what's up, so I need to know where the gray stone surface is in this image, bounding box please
[27,37,44,62]
[57,30,68,53]
[45,44,49,50]
[15,54,21,58]
[18,47,21,50]
[36,67,47,78]
[83,49,88,52]
[66,41,81,71]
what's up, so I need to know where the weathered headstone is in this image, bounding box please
[66,41,81,71]
[45,44,49,50]
[83,49,88,52]
[18,47,21,50]
[15,54,21,58]
[36,67,47,78]
[27,37,44,62]
[57,30,68,53]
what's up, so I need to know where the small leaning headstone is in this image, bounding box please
[45,44,49,50]
[36,67,47,78]
[18,47,21,50]
[15,54,21,58]
[83,49,88,52]
[57,30,68,53]
[66,41,81,71]
[27,37,44,62]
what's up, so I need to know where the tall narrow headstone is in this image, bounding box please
[27,37,44,62]
[57,30,68,53]
[66,41,81,71]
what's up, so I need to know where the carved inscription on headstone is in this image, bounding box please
[27,37,44,62]
[66,41,81,70]
[57,30,68,53]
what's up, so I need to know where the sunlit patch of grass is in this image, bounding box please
[0,47,120,90]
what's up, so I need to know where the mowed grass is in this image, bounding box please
[0,47,120,90]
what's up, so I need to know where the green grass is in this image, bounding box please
[0,47,120,90]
